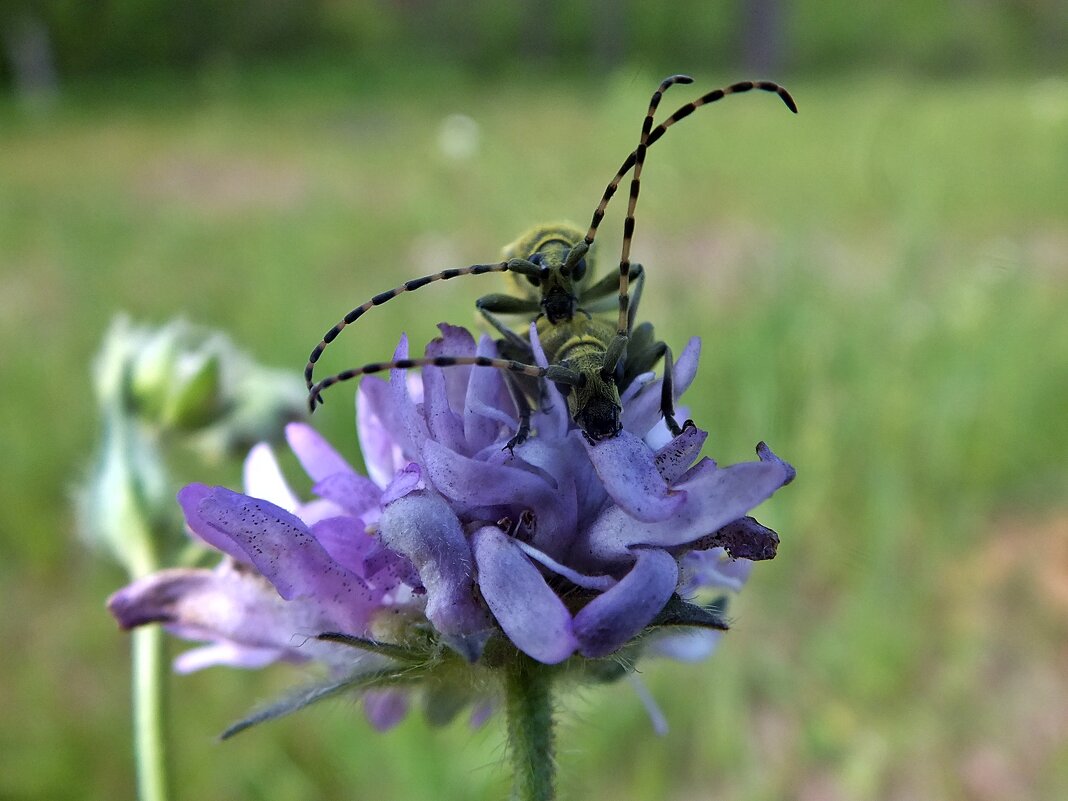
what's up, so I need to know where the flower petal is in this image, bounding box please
[653,424,707,484]
[378,491,490,658]
[686,516,779,562]
[647,629,723,662]
[471,525,577,664]
[464,335,512,449]
[573,548,679,658]
[620,337,701,439]
[357,375,407,487]
[177,483,250,563]
[242,442,299,512]
[679,547,753,594]
[515,540,617,592]
[362,689,409,731]
[173,642,286,674]
[286,422,355,481]
[757,441,796,485]
[107,563,345,669]
[583,458,789,561]
[190,486,376,632]
[584,430,685,523]
[420,439,571,545]
[311,471,382,518]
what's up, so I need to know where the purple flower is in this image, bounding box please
[109,323,792,730]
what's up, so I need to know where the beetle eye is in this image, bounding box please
[571,257,587,282]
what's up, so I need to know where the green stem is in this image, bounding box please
[504,655,555,801]
[132,623,171,801]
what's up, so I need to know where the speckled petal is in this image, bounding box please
[573,548,679,658]
[652,424,707,484]
[584,430,684,522]
[471,526,577,664]
[378,491,490,657]
[189,486,376,632]
[177,483,249,563]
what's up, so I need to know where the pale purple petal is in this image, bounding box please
[381,463,422,505]
[422,362,467,453]
[584,430,685,523]
[679,548,753,593]
[177,484,250,563]
[471,525,577,664]
[363,689,410,731]
[515,540,617,592]
[469,700,495,729]
[107,564,345,669]
[421,331,469,454]
[378,492,490,658]
[309,516,378,578]
[620,338,700,439]
[173,642,286,674]
[242,443,299,512]
[672,337,701,398]
[647,629,723,662]
[311,471,382,518]
[389,337,431,459]
[582,459,789,561]
[527,324,569,439]
[421,439,566,528]
[573,547,679,658]
[357,376,406,487]
[627,673,669,736]
[757,441,796,485]
[190,486,376,632]
[464,334,512,448]
[286,422,355,481]
[425,324,478,415]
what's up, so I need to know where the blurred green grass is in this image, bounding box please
[1,68,1066,800]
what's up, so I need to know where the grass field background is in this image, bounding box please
[1,67,1066,800]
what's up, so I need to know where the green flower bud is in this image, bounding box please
[161,348,224,431]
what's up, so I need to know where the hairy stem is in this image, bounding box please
[504,655,555,801]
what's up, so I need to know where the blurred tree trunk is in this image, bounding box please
[741,0,786,74]
[2,12,59,102]
[518,0,557,69]
[591,0,626,72]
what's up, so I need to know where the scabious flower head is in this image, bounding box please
[109,323,792,730]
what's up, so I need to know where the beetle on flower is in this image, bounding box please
[109,323,793,735]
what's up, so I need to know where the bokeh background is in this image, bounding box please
[2,2,1067,799]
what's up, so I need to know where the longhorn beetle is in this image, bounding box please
[305,76,797,446]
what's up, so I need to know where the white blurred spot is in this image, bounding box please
[437,114,481,161]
